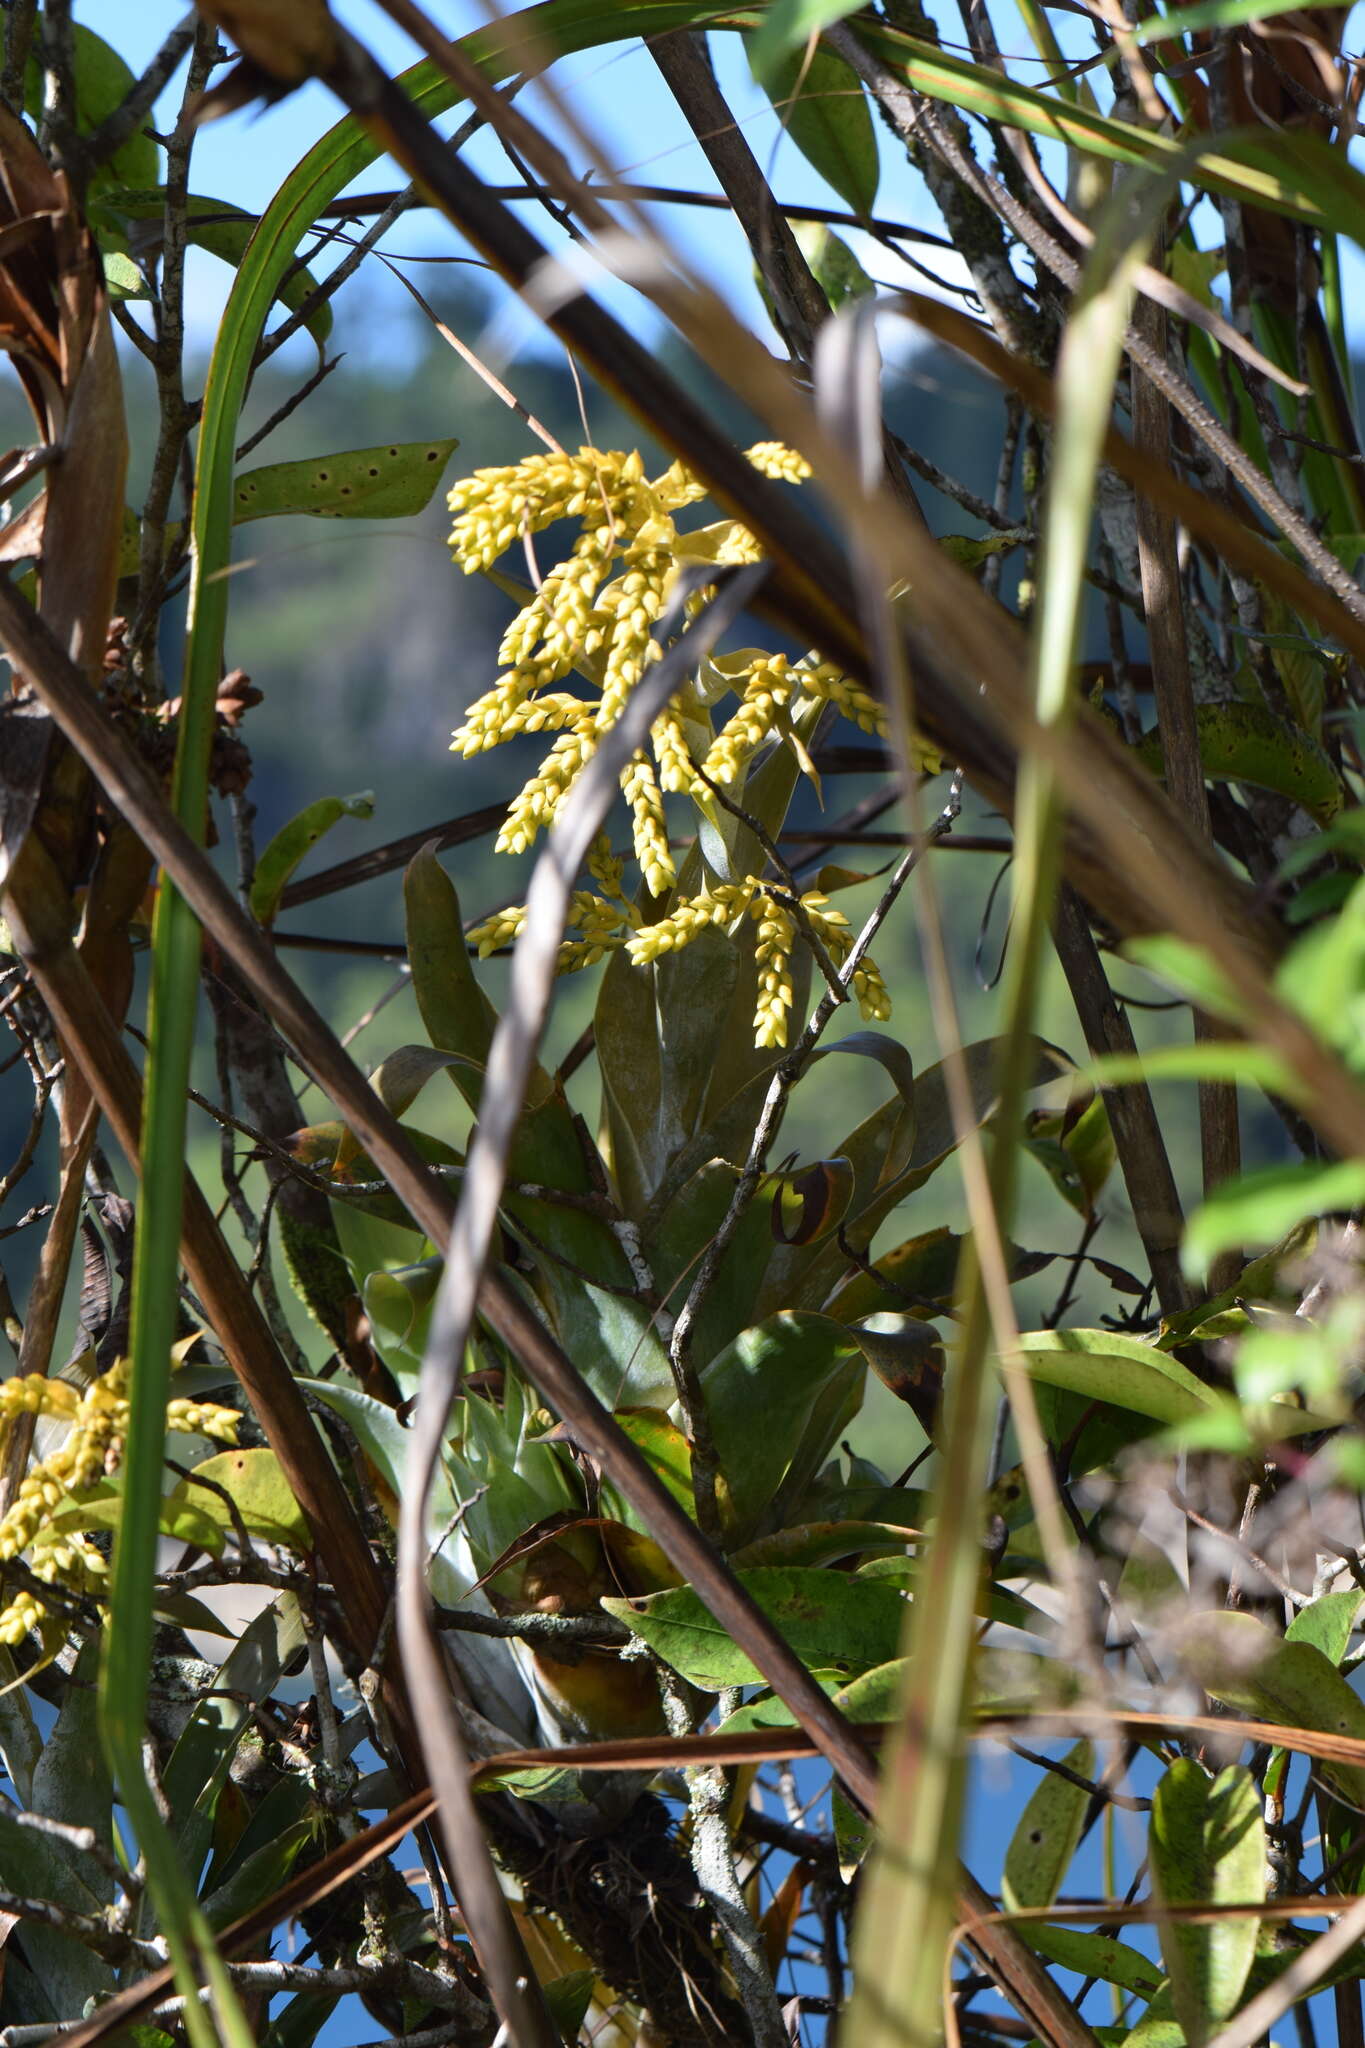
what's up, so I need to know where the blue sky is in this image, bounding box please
[101,0,992,375]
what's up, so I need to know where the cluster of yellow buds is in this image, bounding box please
[0,1364,239,1646]
[449,441,924,1046]
[619,879,891,1049]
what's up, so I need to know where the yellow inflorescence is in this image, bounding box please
[449,441,922,1045]
[0,1364,239,1646]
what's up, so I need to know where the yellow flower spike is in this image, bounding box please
[744,441,813,484]
[622,752,675,896]
[651,708,702,796]
[753,898,798,1049]
[443,436,912,1045]
[495,725,599,855]
[587,831,626,899]
[468,906,528,958]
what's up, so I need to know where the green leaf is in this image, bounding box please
[97,191,334,346]
[1136,0,1350,41]
[1286,1588,1364,1665]
[938,528,1030,570]
[1022,1926,1166,1998]
[834,1783,873,1878]
[28,29,159,190]
[231,440,459,522]
[201,1817,319,1931]
[1178,1611,1365,1810]
[248,791,374,926]
[543,1971,597,2041]
[363,1259,440,1359]
[1149,1760,1264,2046]
[102,250,147,299]
[748,0,877,73]
[603,1566,907,1690]
[161,1597,309,1866]
[164,1448,313,1553]
[825,1225,965,1322]
[703,1312,864,1541]
[748,40,879,215]
[1120,935,1249,1023]
[1002,1740,1093,1909]
[49,1481,224,1557]
[811,1029,916,1182]
[1087,1042,1294,1094]
[1183,1159,1365,1280]
[1015,1328,1221,1424]
[790,220,874,307]
[1024,1089,1116,1217]
[730,1519,924,1571]
[850,1313,945,1432]
[608,1408,694,1514]
[1138,702,1343,822]
[0,1646,114,2017]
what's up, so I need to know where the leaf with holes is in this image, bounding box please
[1003,1739,1093,1910]
[231,440,459,522]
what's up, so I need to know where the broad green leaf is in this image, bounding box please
[161,1597,309,1873]
[834,1783,873,1878]
[1015,1328,1220,1424]
[1183,1158,1365,1280]
[850,1313,945,1432]
[49,1481,224,1556]
[1023,1926,1166,1998]
[367,1044,482,1119]
[749,40,879,215]
[201,1817,319,1930]
[1178,1610,1365,1810]
[703,1312,864,1541]
[749,0,880,72]
[28,29,159,190]
[760,1037,1064,1319]
[1286,1588,1364,1665]
[363,1259,441,1359]
[1138,702,1343,822]
[811,1029,916,1182]
[825,1224,964,1322]
[939,528,1030,570]
[248,791,373,926]
[608,1408,694,1513]
[231,440,459,523]
[1087,1042,1294,1094]
[730,1520,923,1570]
[97,191,333,343]
[1149,1761,1264,2046]
[603,1566,907,1690]
[790,220,875,307]
[1136,0,1351,40]
[0,1650,42,1801]
[1158,1228,1311,1345]
[1002,1739,1094,1909]
[1120,935,1249,1023]
[543,1971,597,2041]
[164,1448,313,1553]
[102,250,146,299]
[649,1157,776,1366]
[0,1652,114,2017]
[1024,1089,1116,1217]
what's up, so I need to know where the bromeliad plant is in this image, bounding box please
[447,437,926,1045]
